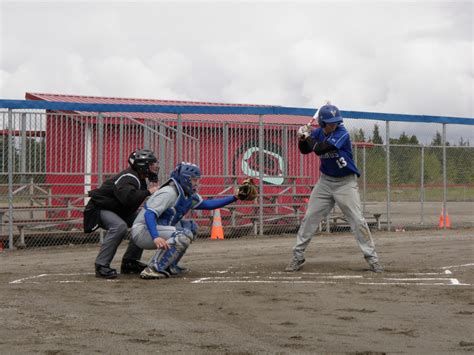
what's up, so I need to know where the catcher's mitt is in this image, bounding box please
[236,178,258,201]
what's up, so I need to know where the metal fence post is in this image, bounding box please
[283,126,289,176]
[143,120,150,150]
[223,123,229,180]
[362,145,366,214]
[385,121,391,231]
[442,123,447,229]
[7,109,14,249]
[420,145,425,224]
[97,113,104,186]
[354,144,358,166]
[97,113,104,243]
[119,117,124,169]
[159,122,167,181]
[258,115,264,236]
[20,113,27,183]
[177,114,183,163]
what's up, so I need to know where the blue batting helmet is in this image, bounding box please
[171,162,201,195]
[317,104,343,128]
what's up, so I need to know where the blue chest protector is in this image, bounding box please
[157,178,203,226]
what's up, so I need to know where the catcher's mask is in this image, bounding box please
[128,149,159,182]
[317,104,343,128]
[171,162,201,195]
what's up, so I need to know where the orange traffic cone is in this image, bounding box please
[210,209,224,240]
[438,207,451,228]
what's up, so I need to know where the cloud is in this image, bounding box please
[0,1,472,120]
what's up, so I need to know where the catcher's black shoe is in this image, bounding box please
[167,264,190,276]
[95,264,118,279]
[120,259,148,274]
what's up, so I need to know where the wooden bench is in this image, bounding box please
[247,213,303,234]
[248,211,386,235]
[320,212,386,232]
[0,217,83,248]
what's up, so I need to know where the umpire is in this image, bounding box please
[84,149,159,279]
[285,103,383,273]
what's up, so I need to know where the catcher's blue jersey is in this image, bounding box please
[310,124,360,177]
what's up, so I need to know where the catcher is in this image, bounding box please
[131,162,258,279]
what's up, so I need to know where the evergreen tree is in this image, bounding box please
[371,124,383,144]
[409,135,419,145]
[431,131,442,146]
[459,137,469,147]
[398,131,410,145]
[351,128,367,142]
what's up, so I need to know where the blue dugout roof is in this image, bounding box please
[0,99,472,125]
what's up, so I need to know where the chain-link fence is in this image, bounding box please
[1,101,473,249]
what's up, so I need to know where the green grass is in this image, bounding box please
[363,186,474,202]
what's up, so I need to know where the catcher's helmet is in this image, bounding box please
[317,104,343,128]
[128,149,158,178]
[171,162,201,195]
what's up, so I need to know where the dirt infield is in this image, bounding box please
[1,228,473,354]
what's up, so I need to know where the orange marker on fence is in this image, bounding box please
[210,209,224,240]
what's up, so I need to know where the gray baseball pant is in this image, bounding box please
[95,210,143,267]
[131,225,177,250]
[293,173,379,263]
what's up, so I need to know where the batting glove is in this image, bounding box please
[297,125,311,140]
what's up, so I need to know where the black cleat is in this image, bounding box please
[95,264,118,279]
[120,259,148,274]
[285,258,306,272]
[369,261,384,273]
[167,264,190,276]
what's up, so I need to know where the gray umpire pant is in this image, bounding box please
[293,173,379,263]
[95,210,143,267]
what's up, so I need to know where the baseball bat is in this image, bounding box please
[307,100,331,127]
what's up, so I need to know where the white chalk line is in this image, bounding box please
[213,271,453,276]
[10,272,98,284]
[192,278,469,286]
[191,278,337,284]
[8,266,472,287]
[192,271,471,286]
[441,263,474,269]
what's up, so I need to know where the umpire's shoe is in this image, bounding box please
[95,264,118,279]
[285,258,306,272]
[120,259,148,274]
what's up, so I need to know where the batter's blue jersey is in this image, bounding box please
[310,124,360,177]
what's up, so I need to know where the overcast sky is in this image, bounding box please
[1,0,473,133]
